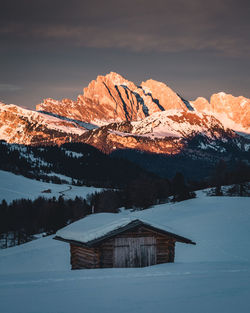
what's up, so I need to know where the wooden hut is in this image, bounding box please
[54,214,195,269]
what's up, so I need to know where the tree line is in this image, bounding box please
[210,160,250,196]
[0,196,90,248]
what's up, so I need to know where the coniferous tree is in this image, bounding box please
[171,172,196,202]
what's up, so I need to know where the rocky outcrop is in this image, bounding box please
[37,72,191,126]
[37,98,83,121]
[140,79,189,112]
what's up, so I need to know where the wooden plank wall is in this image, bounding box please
[114,237,156,267]
[99,226,176,268]
[70,225,176,269]
[99,240,114,268]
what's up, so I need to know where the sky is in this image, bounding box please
[0,0,250,109]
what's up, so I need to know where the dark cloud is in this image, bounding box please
[0,0,250,108]
[0,84,22,92]
[1,0,250,55]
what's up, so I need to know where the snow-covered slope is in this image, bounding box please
[0,195,249,313]
[0,170,102,203]
[81,109,248,154]
[130,110,229,138]
[0,102,87,144]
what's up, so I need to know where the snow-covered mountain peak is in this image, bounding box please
[130,110,227,139]
[102,71,133,86]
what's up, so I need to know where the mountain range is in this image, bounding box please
[0,72,249,180]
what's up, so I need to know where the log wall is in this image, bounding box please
[70,244,100,270]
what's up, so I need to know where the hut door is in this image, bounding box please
[114,237,156,267]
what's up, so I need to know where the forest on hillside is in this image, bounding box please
[0,141,157,188]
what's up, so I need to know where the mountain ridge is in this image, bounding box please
[36,72,249,134]
[37,72,193,126]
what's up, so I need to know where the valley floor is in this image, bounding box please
[0,196,250,313]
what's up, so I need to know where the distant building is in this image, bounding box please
[54,214,195,269]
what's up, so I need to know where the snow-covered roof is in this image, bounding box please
[55,213,195,246]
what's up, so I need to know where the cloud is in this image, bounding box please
[4,24,247,57]
[0,84,22,92]
[0,0,249,57]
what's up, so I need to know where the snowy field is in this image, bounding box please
[0,170,102,203]
[0,195,250,313]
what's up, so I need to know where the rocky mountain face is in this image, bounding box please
[37,72,249,135]
[192,93,250,133]
[0,102,87,145]
[37,72,190,126]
